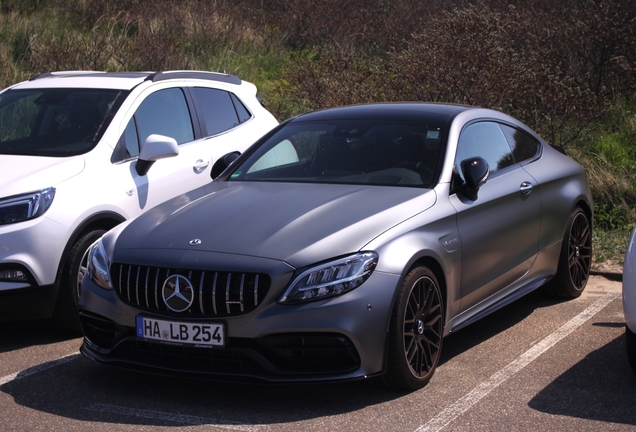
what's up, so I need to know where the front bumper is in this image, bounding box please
[78,269,400,383]
[0,216,69,320]
[0,215,69,288]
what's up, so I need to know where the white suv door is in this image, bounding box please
[113,85,262,212]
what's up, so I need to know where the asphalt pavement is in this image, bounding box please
[0,275,633,431]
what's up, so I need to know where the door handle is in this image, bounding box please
[520,181,533,195]
[193,159,209,173]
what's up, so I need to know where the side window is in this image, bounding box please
[500,124,540,163]
[192,87,241,136]
[112,88,193,163]
[230,93,252,123]
[135,88,194,146]
[122,119,139,158]
[455,122,514,181]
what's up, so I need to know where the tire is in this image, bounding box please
[54,229,106,332]
[545,207,592,299]
[382,266,444,390]
[626,326,636,373]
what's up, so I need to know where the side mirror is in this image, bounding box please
[211,151,241,179]
[135,134,179,176]
[460,157,489,201]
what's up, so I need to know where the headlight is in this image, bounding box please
[86,239,112,290]
[279,252,378,304]
[0,188,55,225]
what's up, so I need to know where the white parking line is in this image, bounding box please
[0,352,79,386]
[84,403,261,430]
[415,292,620,432]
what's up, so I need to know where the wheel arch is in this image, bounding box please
[575,198,593,227]
[405,256,448,318]
[55,211,126,285]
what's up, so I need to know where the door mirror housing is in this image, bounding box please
[211,151,241,179]
[460,157,490,201]
[135,134,179,176]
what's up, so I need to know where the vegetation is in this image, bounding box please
[1,0,634,265]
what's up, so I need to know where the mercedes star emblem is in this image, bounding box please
[162,274,195,312]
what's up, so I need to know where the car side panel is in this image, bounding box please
[450,166,541,312]
[520,145,592,255]
[363,185,463,331]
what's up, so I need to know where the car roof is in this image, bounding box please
[9,70,242,91]
[290,102,473,124]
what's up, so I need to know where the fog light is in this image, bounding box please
[0,269,27,281]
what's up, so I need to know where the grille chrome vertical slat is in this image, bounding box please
[212,272,218,315]
[254,275,259,306]
[154,270,160,309]
[199,272,205,314]
[226,273,232,314]
[135,267,141,305]
[239,274,245,312]
[144,268,150,308]
[118,265,123,296]
[126,265,132,301]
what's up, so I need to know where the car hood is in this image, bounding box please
[1,154,84,197]
[115,181,437,267]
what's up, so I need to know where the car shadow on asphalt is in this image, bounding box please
[0,319,81,354]
[0,290,571,428]
[528,334,636,426]
[439,289,563,365]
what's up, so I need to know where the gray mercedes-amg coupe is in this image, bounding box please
[78,103,592,390]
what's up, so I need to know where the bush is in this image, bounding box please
[0,0,634,262]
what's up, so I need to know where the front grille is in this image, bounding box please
[111,263,270,317]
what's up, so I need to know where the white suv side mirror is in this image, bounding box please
[136,134,179,176]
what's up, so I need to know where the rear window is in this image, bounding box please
[0,88,128,157]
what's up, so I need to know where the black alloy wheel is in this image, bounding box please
[546,207,592,298]
[383,266,444,390]
[567,210,592,291]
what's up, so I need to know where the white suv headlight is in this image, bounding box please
[86,239,112,290]
[279,252,378,304]
[0,188,55,225]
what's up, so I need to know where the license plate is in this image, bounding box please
[136,316,224,347]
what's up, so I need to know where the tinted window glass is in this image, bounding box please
[500,124,540,163]
[135,88,194,146]
[456,122,514,180]
[230,93,252,123]
[0,88,128,157]
[192,87,240,136]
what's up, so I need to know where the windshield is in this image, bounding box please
[229,120,445,187]
[0,88,128,157]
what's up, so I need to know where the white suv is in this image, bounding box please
[0,70,278,329]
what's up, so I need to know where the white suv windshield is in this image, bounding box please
[0,88,128,157]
